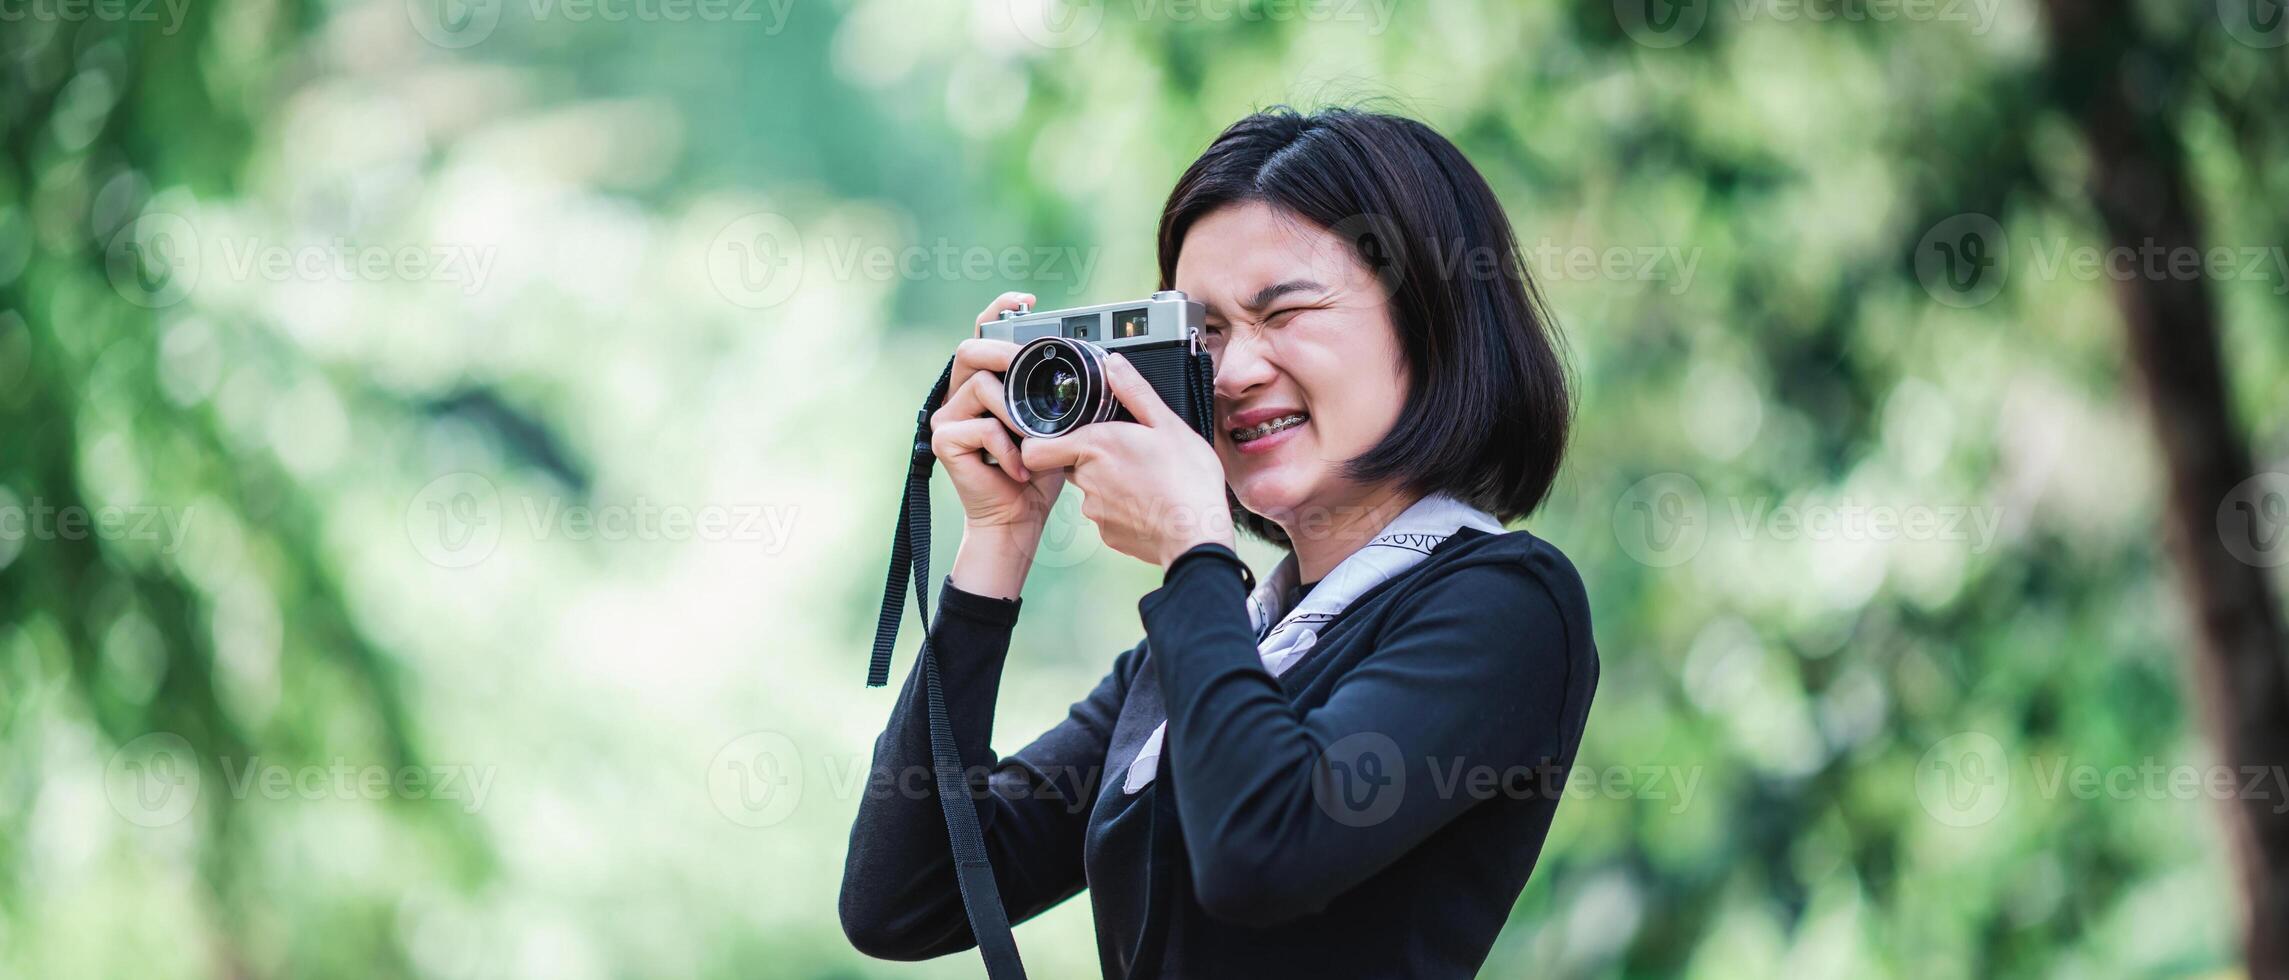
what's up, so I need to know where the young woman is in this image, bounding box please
[841,107,1599,978]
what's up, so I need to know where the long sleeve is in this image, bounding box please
[839,578,1135,960]
[1138,555,1583,928]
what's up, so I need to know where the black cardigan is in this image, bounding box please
[840,526,1599,978]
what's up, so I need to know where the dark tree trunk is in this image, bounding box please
[2040,1,2289,973]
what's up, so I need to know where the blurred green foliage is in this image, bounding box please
[3,0,2286,977]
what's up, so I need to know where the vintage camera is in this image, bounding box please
[980,290,1218,440]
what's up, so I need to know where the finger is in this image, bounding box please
[936,369,1023,435]
[933,417,1029,482]
[976,421,1032,484]
[947,336,1024,399]
[948,335,1022,404]
[931,419,996,482]
[974,292,1039,329]
[973,372,1022,433]
[1102,353,1182,428]
[1019,427,1092,472]
[932,369,991,429]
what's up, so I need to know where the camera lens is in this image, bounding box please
[1016,354,1077,421]
[1006,337,1111,438]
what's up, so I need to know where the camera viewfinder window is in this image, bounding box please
[1112,309,1151,340]
[1062,314,1097,340]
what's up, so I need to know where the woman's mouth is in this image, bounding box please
[1229,412,1307,454]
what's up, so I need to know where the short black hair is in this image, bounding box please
[1157,107,1573,544]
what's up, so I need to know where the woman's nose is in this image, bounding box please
[1212,333,1277,400]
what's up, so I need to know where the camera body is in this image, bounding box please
[979,290,1218,441]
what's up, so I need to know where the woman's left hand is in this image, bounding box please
[1019,354,1235,569]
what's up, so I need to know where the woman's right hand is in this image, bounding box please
[934,292,1068,549]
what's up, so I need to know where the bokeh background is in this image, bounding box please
[5,0,2289,976]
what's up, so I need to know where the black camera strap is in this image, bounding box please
[867,356,1028,980]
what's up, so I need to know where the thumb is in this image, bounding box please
[1103,353,1180,428]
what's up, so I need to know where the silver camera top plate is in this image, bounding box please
[978,290,1205,349]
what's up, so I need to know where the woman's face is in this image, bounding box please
[1173,201,1411,530]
